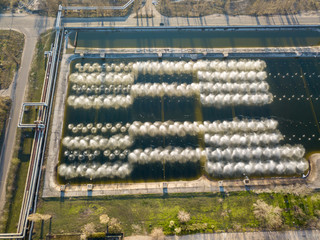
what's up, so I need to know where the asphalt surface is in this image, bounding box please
[0,13,54,214]
[125,230,320,240]
[165,230,320,240]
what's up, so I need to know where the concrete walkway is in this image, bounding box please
[307,154,320,189]
[63,5,320,28]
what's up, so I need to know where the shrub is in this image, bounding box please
[186,223,207,232]
[178,210,190,223]
[174,227,181,234]
[87,232,105,239]
[169,220,174,228]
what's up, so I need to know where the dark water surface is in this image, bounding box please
[58,57,320,184]
[69,29,320,48]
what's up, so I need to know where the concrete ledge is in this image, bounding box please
[42,48,320,199]
[63,25,320,31]
[73,47,320,58]
[43,173,312,198]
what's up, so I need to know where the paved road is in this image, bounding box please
[126,230,320,240]
[0,13,54,214]
[165,230,320,240]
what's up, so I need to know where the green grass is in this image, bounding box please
[5,140,31,232]
[34,191,320,237]
[0,30,24,89]
[23,30,55,123]
[0,96,11,147]
[0,30,54,233]
[28,31,55,102]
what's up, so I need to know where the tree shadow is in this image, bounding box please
[224,14,230,25]
[255,15,261,25]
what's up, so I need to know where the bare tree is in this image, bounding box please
[41,214,52,221]
[151,227,165,240]
[100,214,110,234]
[254,184,312,197]
[108,218,122,234]
[100,214,110,224]
[27,213,42,222]
[81,222,96,240]
[253,200,283,229]
[307,217,320,229]
[28,213,52,240]
[178,210,190,223]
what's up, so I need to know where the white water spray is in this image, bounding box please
[200,93,273,107]
[206,159,308,177]
[62,134,133,151]
[58,162,132,179]
[198,71,267,82]
[206,145,305,162]
[128,119,279,137]
[69,72,134,85]
[67,95,133,109]
[204,132,283,147]
[128,147,205,164]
